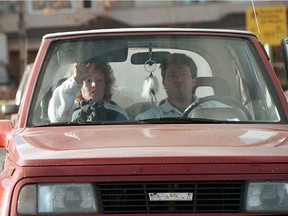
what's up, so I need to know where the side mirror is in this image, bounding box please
[281,37,288,78]
[1,104,18,115]
[284,90,288,103]
[0,120,13,148]
[281,38,288,103]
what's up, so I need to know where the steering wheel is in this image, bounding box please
[183,95,252,120]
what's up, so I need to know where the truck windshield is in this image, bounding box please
[28,34,282,126]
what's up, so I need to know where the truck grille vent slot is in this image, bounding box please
[98,181,245,213]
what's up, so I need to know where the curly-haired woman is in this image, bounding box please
[48,63,128,123]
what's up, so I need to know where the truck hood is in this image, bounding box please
[10,124,288,165]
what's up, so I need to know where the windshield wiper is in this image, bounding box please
[138,117,226,124]
[34,120,130,127]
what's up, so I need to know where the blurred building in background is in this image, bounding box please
[0,0,287,85]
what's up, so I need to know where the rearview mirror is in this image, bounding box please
[131,51,171,64]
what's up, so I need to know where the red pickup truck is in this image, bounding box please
[0,28,288,215]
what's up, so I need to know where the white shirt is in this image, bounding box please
[135,97,231,120]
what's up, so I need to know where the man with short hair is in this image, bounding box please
[136,53,200,120]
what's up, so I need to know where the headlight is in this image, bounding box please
[245,181,288,212]
[17,183,98,215]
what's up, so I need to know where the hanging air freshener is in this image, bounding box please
[141,46,159,104]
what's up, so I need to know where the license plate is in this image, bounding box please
[149,192,193,201]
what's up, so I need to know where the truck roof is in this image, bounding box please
[43,27,255,39]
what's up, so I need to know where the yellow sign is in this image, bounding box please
[246,6,287,46]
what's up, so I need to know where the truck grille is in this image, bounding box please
[97,181,245,213]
